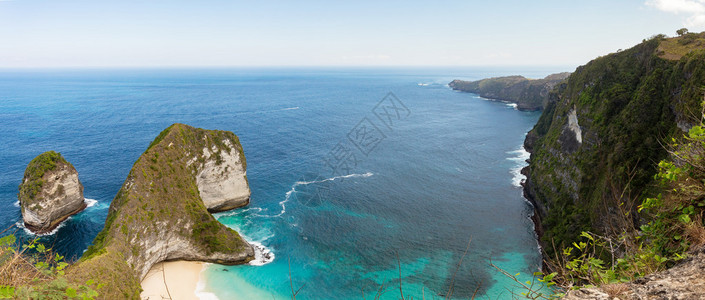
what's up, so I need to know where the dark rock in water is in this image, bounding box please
[18,151,86,234]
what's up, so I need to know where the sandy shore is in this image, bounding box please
[140,260,205,300]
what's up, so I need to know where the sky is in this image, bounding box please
[0,0,701,68]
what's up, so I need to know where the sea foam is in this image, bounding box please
[84,198,98,208]
[248,241,275,266]
[271,172,374,218]
[16,219,68,236]
[507,146,530,187]
[195,270,220,300]
[14,198,96,236]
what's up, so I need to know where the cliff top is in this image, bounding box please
[19,151,73,205]
[449,72,571,111]
[657,32,705,60]
[68,123,253,298]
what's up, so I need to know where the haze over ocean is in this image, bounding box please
[0,67,562,298]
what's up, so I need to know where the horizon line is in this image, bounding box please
[0,64,577,70]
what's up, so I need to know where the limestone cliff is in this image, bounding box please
[68,124,254,299]
[448,72,570,111]
[18,151,85,234]
[196,138,250,212]
[523,34,705,254]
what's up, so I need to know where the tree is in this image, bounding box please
[677,28,689,36]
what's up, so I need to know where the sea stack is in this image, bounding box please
[18,151,86,234]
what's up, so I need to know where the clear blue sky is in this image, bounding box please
[0,0,697,68]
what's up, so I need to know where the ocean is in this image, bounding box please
[0,67,563,299]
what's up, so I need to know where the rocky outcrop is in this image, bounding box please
[448,72,570,111]
[195,138,250,212]
[68,124,254,299]
[18,151,85,234]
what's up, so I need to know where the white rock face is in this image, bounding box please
[196,139,250,212]
[21,162,85,233]
[568,108,583,144]
[131,219,253,280]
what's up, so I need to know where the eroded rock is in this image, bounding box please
[18,151,85,234]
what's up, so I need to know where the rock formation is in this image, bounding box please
[448,72,570,111]
[18,151,85,234]
[523,34,705,254]
[68,124,254,299]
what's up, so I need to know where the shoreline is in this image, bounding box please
[140,260,206,300]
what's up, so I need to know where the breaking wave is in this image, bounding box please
[271,172,374,218]
[507,146,530,187]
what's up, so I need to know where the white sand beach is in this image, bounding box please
[140,261,205,300]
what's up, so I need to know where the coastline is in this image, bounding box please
[140,260,207,300]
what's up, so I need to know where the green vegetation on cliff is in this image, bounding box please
[639,123,705,257]
[528,117,705,298]
[18,151,70,205]
[1,234,100,299]
[449,72,570,111]
[67,123,253,299]
[524,33,705,259]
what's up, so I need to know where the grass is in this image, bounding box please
[0,227,101,299]
[524,34,703,257]
[657,32,705,60]
[68,123,252,298]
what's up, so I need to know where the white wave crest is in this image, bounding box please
[84,198,98,208]
[16,218,68,237]
[13,201,20,208]
[215,207,263,219]
[220,222,275,266]
[295,172,373,185]
[195,271,220,300]
[271,172,374,218]
[506,103,518,109]
[248,241,275,266]
[281,107,300,111]
[507,146,530,187]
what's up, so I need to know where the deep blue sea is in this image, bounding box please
[0,67,564,299]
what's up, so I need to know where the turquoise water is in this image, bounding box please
[0,67,560,299]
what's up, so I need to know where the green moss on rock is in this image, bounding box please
[18,151,69,204]
[524,34,705,256]
[69,123,253,299]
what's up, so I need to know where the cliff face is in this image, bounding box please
[68,124,254,299]
[523,35,705,253]
[18,151,85,234]
[449,72,570,111]
[196,138,250,212]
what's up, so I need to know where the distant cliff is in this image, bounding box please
[18,151,86,234]
[67,124,254,299]
[449,72,570,111]
[523,33,705,255]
